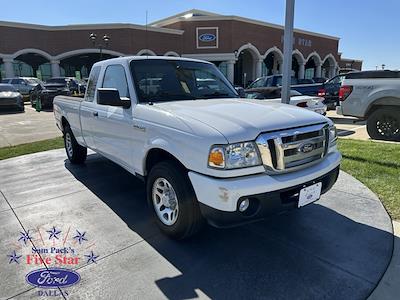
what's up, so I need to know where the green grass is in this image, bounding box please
[338,139,400,220]
[0,137,64,161]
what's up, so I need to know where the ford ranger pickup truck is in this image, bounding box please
[54,56,341,239]
[337,70,400,141]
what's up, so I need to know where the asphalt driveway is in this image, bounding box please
[0,149,394,299]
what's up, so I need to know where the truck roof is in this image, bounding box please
[345,70,400,79]
[92,56,213,68]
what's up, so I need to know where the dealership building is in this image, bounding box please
[0,9,362,85]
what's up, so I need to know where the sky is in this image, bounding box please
[0,0,398,70]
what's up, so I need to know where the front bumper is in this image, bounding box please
[188,151,341,227]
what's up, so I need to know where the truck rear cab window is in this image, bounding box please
[85,66,101,102]
[102,64,130,98]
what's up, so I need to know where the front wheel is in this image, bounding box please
[367,108,400,141]
[147,161,204,239]
[64,125,87,164]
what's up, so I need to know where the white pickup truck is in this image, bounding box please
[337,70,400,141]
[54,56,341,239]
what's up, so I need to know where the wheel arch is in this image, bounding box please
[366,97,400,117]
[144,147,187,177]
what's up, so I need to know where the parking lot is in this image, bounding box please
[0,105,60,147]
[0,149,393,299]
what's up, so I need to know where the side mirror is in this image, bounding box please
[235,87,246,98]
[97,88,131,108]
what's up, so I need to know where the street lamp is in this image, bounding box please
[89,33,111,60]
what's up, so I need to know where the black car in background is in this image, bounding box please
[247,74,324,96]
[319,74,346,110]
[0,84,24,112]
[30,82,71,108]
[46,77,86,94]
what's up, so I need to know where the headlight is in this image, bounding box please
[208,142,262,169]
[328,125,337,146]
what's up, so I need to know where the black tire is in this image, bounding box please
[63,125,87,164]
[367,108,400,142]
[147,161,204,239]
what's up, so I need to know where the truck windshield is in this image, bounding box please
[130,59,238,103]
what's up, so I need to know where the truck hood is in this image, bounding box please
[155,98,330,143]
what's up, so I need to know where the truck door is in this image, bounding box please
[91,64,133,169]
[80,66,101,150]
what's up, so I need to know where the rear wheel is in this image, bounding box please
[367,108,400,141]
[64,125,87,164]
[147,161,204,239]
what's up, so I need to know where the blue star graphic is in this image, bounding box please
[73,230,88,245]
[46,226,62,240]
[18,230,32,245]
[84,251,99,264]
[8,250,22,264]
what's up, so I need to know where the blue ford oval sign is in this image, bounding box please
[199,33,216,42]
[26,268,80,288]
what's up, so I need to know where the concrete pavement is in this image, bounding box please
[0,105,61,147]
[0,149,393,299]
[368,221,400,300]
[326,110,369,140]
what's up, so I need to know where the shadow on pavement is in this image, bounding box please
[328,116,366,125]
[65,153,394,300]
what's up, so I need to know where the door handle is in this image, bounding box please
[92,111,98,117]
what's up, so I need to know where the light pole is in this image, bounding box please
[89,33,110,60]
[281,0,295,104]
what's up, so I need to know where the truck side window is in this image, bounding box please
[102,65,130,98]
[85,66,101,102]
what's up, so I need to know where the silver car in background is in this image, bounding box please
[0,84,24,112]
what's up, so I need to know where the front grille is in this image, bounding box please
[256,123,329,174]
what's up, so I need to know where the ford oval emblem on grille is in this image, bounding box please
[26,268,80,288]
[199,33,216,42]
[299,143,314,153]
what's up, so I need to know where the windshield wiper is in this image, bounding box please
[145,93,197,103]
[200,92,232,98]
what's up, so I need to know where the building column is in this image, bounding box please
[51,60,61,78]
[278,60,283,74]
[255,59,263,79]
[329,65,336,78]
[226,60,235,84]
[298,63,305,79]
[315,63,322,78]
[3,58,15,78]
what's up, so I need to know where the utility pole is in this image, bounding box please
[281,0,295,104]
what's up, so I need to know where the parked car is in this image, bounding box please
[318,74,346,110]
[312,77,328,83]
[247,75,324,96]
[0,84,24,112]
[244,87,327,115]
[1,77,42,97]
[46,77,86,94]
[337,70,400,141]
[54,56,341,239]
[30,82,71,108]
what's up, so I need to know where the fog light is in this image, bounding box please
[239,198,250,212]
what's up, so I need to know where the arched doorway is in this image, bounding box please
[60,53,116,79]
[263,48,283,76]
[13,53,51,81]
[234,50,259,87]
[305,53,322,79]
[322,55,337,79]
